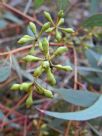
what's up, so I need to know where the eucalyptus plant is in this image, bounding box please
[11,10,74,108]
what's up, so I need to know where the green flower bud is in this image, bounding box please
[34,65,44,77]
[55,64,72,71]
[20,82,32,91]
[47,68,56,86]
[54,47,68,56]
[18,35,33,44]
[60,28,74,33]
[43,89,53,98]
[11,84,20,91]
[26,91,33,108]
[29,22,36,34]
[55,30,62,41]
[35,84,53,98]
[35,84,44,94]
[22,55,42,62]
[41,22,50,32]
[42,38,49,56]
[57,18,64,26]
[44,11,53,24]
[42,61,49,70]
[38,41,43,51]
[45,27,54,33]
[58,10,64,18]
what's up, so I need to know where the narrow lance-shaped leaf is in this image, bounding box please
[39,95,102,121]
[54,88,99,107]
[81,14,102,28]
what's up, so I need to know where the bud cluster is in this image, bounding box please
[11,10,74,107]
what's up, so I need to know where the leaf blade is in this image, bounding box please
[39,95,102,121]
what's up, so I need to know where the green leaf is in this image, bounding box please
[12,55,22,81]
[77,66,102,73]
[54,88,99,107]
[90,0,99,15]
[0,65,11,83]
[3,12,22,24]
[0,111,20,129]
[0,19,7,29]
[85,49,100,67]
[58,0,69,10]
[34,0,44,8]
[81,14,102,27]
[39,95,102,121]
[86,76,102,85]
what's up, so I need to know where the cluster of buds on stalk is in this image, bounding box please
[11,10,74,108]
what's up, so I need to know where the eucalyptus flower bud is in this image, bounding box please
[29,22,36,34]
[26,91,33,108]
[61,28,74,33]
[44,11,53,24]
[35,84,53,98]
[38,41,43,51]
[34,65,44,77]
[55,30,62,41]
[58,10,64,18]
[22,55,42,62]
[47,68,56,85]
[42,61,49,69]
[18,35,33,44]
[45,27,54,33]
[43,89,53,98]
[54,47,68,56]
[42,38,49,56]
[11,84,20,91]
[55,64,72,71]
[20,82,32,91]
[57,18,64,26]
[41,22,50,32]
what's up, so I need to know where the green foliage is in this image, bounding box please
[34,0,44,8]
[11,10,73,108]
[40,95,102,120]
[82,14,102,27]
[90,0,100,15]
[0,64,11,83]
[57,0,69,10]
[10,11,102,122]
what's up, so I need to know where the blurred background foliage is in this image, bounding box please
[0,0,102,136]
